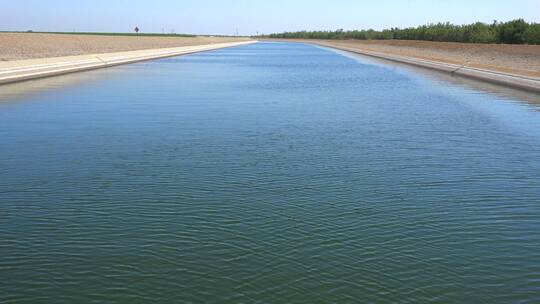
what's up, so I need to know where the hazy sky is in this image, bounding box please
[2,0,539,35]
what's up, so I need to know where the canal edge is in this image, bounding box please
[0,40,258,85]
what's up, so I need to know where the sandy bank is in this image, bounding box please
[0,33,251,61]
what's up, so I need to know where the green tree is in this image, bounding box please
[523,23,540,44]
[497,19,528,44]
[464,22,496,43]
[265,19,539,45]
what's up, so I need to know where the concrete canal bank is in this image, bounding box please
[265,39,540,94]
[0,41,256,85]
[314,41,540,94]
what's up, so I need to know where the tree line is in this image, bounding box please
[265,19,540,45]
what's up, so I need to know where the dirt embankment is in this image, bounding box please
[0,33,251,61]
[268,39,540,78]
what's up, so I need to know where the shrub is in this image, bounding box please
[266,19,540,45]
[496,19,529,44]
[523,23,540,44]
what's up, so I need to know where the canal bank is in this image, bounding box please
[0,40,257,85]
[265,39,540,94]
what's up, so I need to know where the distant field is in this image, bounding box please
[0,32,251,61]
[0,30,246,38]
[3,31,198,38]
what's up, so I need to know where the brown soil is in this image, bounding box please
[268,39,540,78]
[0,33,251,61]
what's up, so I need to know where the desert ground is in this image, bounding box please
[0,33,251,61]
[268,39,540,78]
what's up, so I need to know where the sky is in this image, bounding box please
[2,0,539,36]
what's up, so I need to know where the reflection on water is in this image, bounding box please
[0,67,130,103]
[326,46,540,107]
[1,42,539,303]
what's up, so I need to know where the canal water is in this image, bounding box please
[1,42,539,303]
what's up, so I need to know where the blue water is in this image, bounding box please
[1,42,540,303]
